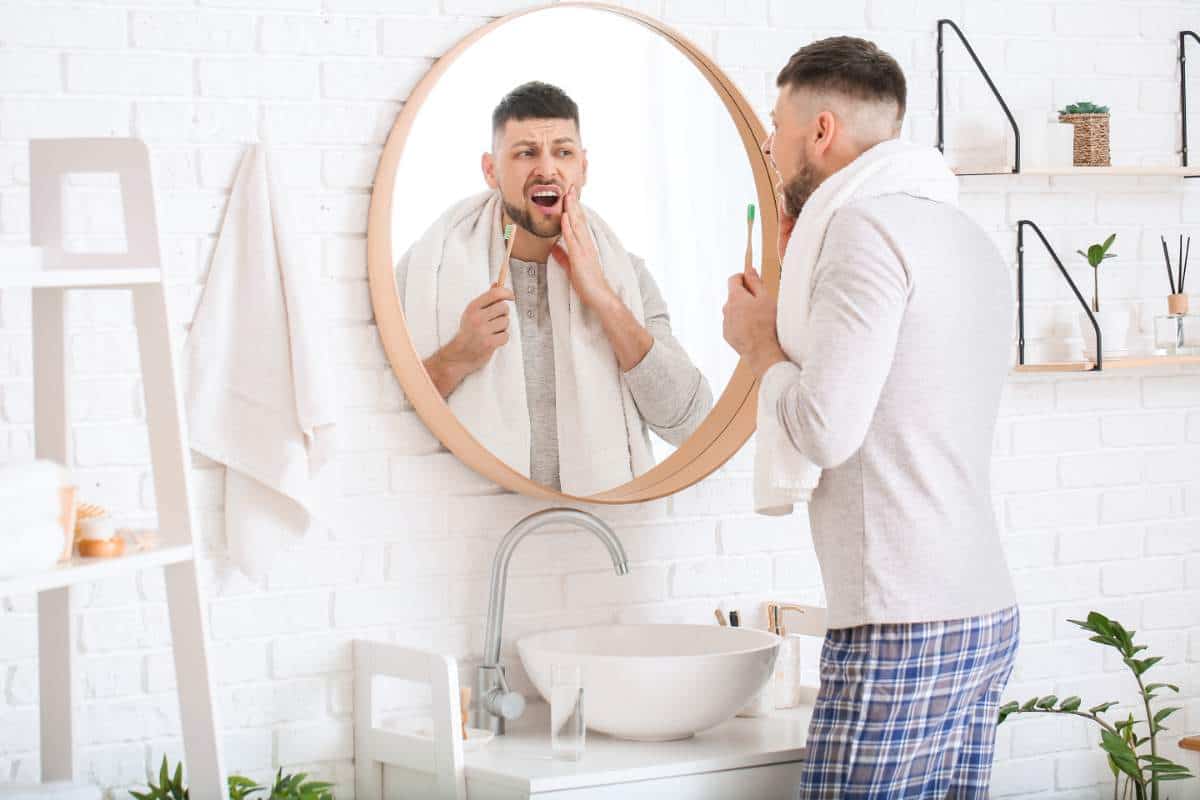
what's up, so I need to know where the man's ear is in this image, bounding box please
[813,110,837,155]
[580,148,588,189]
[481,151,499,190]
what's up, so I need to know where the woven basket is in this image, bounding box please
[1058,112,1110,167]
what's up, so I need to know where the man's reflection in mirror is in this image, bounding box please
[395,81,713,494]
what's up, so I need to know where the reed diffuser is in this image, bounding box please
[1161,233,1190,316]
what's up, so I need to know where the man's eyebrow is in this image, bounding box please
[552,136,577,145]
[510,139,539,148]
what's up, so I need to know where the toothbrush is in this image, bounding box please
[744,203,756,278]
[495,223,516,289]
[460,686,471,739]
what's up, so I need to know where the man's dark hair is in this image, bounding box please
[776,36,906,121]
[492,81,580,138]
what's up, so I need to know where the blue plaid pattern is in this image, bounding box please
[798,605,1020,799]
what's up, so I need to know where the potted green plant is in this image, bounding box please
[1076,233,1128,360]
[999,612,1193,799]
[1059,100,1111,167]
[132,756,334,800]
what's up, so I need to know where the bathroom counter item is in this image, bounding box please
[404,699,813,799]
[517,624,780,741]
[76,536,125,559]
[0,460,68,577]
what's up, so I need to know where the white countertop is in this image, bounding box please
[462,697,815,794]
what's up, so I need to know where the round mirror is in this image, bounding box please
[368,3,780,503]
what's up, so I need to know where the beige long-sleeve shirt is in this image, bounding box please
[510,255,712,490]
[759,193,1017,629]
[394,249,712,490]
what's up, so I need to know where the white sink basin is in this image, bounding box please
[517,624,779,742]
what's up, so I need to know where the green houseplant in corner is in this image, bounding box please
[1075,233,1128,361]
[132,757,334,800]
[998,612,1193,800]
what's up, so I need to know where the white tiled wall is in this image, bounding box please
[1,1,1199,798]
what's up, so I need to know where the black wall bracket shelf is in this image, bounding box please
[1017,220,1104,371]
[937,19,1199,178]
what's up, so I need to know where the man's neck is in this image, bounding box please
[503,212,555,263]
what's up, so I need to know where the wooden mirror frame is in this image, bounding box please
[367,2,781,504]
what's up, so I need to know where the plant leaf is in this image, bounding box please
[1036,695,1059,709]
[1145,682,1178,694]
[1100,729,1142,782]
[1153,706,1181,723]
[1137,656,1163,674]
[1020,697,1039,712]
[1058,696,1082,712]
[1088,701,1118,714]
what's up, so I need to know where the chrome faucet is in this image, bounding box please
[472,507,629,734]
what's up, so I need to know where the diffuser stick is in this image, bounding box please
[495,223,516,289]
[1162,236,1177,295]
[1183,236,1191,292]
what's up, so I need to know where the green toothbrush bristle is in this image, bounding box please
[504,223,515,240]
[747,204,756,223]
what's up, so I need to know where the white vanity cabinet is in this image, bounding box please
[382,703,812,800]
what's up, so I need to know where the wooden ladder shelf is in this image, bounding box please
[0,139,225,798]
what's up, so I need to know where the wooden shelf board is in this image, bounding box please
[956,166,1200,177]
[0,268,162,289]
[0,542,194,596]
[1014,355,1200,373]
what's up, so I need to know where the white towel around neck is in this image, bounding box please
[185,144,339,577]
[755,139,959,516]
[400,191,654,496]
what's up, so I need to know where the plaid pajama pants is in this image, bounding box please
[798,605,1020,799]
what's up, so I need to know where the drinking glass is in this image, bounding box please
[550,664,585,761]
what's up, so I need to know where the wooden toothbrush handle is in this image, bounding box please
[460,686,471,740]
[496,232,517,289]
[744,219,754,276]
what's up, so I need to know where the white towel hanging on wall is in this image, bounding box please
[185,144,339,578]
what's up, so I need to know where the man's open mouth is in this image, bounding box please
[529,185,562,211]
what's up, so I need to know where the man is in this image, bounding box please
[723,38,1018,798]
[397,81,712,494]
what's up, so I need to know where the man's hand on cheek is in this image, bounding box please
[553,185,615,310]
[723,268,787,379]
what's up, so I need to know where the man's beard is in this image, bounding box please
[779,158,821,219]
[503,198,561,240]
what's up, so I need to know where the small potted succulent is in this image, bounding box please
[1077,233,1128,361]
[1059,101,1111,167]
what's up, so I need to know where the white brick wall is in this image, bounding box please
[1,2,1198,798]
